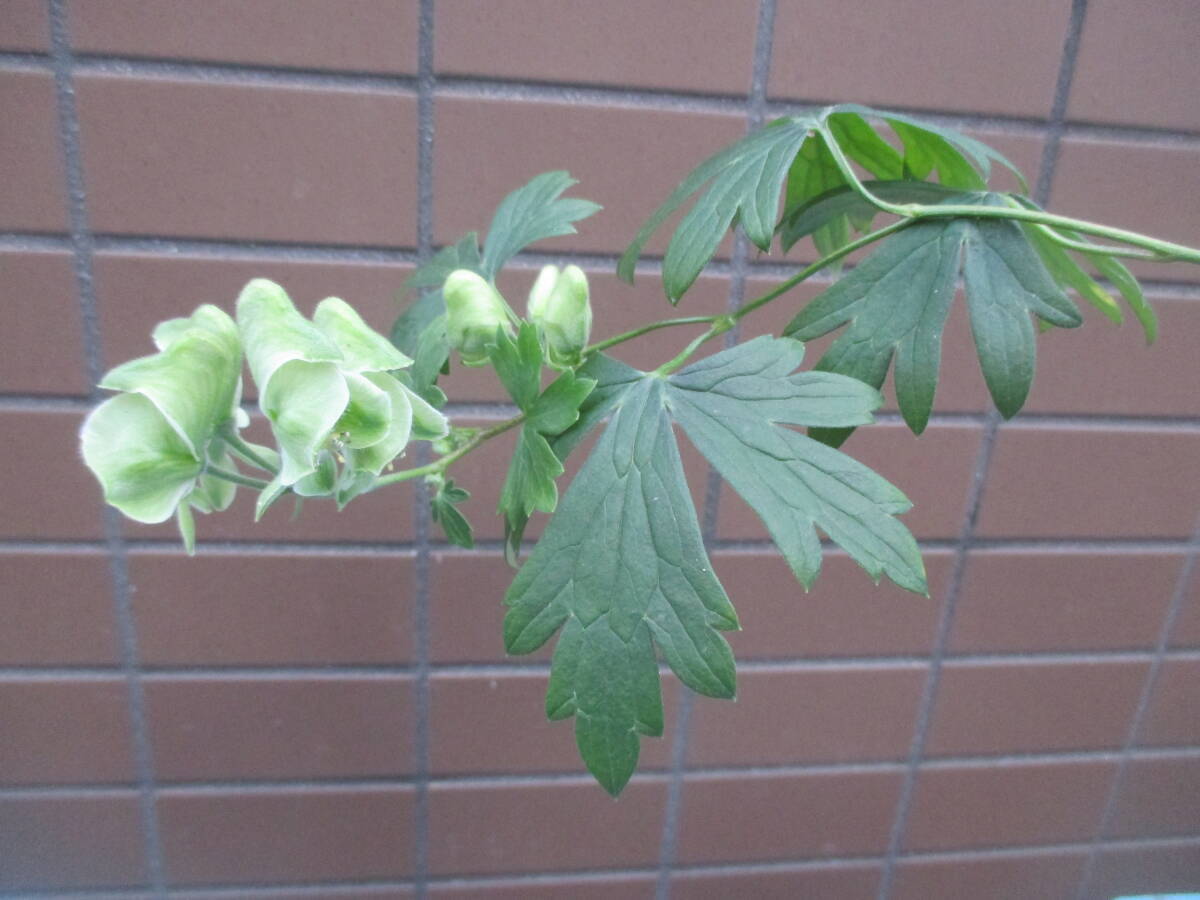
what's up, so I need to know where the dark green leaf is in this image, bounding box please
[526,371,597,435]
[660,120,811,300]
[504,378,738,795]
[498,425,563,520]
[489,322,543,411]
[408,314,450,403]
[666,337,926,594]
[481,172,602,277]
[401,233,483,293]
[431,479,474,549]
[390,290,445,361]
[503,353,641,566]
[619,117,812,301]
[962,215,1082,417]
[785,194,1081,431]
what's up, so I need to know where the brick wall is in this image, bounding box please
[2,1,1198,897]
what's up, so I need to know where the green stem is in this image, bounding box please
[372,414,526,489]
[1031,224,1160,261]
[205,465,272,490]
[902,203,1200,263]
[585,315,719,357]
[653,324,723,377]
[223,430,279,474]
[735,218,916,322]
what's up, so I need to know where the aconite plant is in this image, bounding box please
[81,105,1200,795]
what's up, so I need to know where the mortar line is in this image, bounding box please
[1074,509,1200,898]
[46,0,166,894]
[656,3,777,896]
[876,3,1089,896]
[410,2,436,896]
[7,833,1200,898]
[5,231,1200,301]
[6,49,1200,147]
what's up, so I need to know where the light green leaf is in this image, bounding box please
[778,180,966,253]
[785,195,1081,433]
[667,338,926,594]
[481,171,602,277]
[391,290,447,363]
[784,131,851,262]
[504,377,738,795]
[1021,223,1123,325]
[1052,225,1158,344]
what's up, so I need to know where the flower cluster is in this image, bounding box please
[80,279,449,550]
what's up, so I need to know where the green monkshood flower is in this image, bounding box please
[80,304,245,552]
[527,264,591,369]
[443,269,514,366]
[236,279,449,517]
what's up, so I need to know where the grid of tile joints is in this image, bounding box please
[2,0,1198,896]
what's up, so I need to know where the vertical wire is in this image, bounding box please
[874,3,1089,896]
[1074,511,1200,899]
[411,1,437,896]
[46,0,166,893]
[655,3,777,897]
[873,5,1089,897]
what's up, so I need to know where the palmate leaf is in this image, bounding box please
[504,377,739,796]
[505,340,925,794]
[784,194,1082,442]
[620,104,1026,303]
[665,337,926,594]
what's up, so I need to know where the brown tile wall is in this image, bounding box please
[2,1,1197,897]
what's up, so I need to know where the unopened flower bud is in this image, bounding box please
[443,270,513,367]
[527,264,591,369]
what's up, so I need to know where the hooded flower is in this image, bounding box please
[236,279,449,515]
[443,269,514,366]
[80,304,245,546]
[527,264,591,369]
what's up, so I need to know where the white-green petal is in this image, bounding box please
[100,329,241,458]
[188,447,238,514]
[400,381,450,441]
[313,297,412,373]
[80,393,203,524]
[351,372,414,475]
[262,359,347,484]
[293,450,338,497]
[337,371,394,449]
[237,279,342,394]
